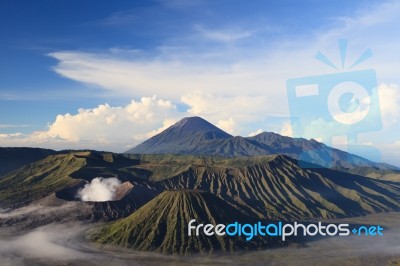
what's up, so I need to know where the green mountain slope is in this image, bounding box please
[0,147,57,177]
[0,153,85,208]
[91,190,284,254]
[0,151,144,209]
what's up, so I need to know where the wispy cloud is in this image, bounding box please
[47,49,290,103]
[0,93,29,101]
[0,124,32,129]
[0,132,24,138]
[159,0,204,10]
[85,9,137,26]
[194,24,254,42]
[193,23,279,43]
[47,2,400,105]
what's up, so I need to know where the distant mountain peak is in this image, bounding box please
[172,116,227,133]
[251,131,281,138]
[126,117,232,154]
[155,116,232,139]
[174,116,203,125]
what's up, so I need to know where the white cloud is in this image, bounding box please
[279,122,293,137]
[181,92,274,117]
[248,129,263,137]
[0,96,181,151]
[44,96,177,142]
[216,118,236,134]
[379,83,400,125]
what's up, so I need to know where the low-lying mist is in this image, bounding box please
[0,212,399,265]
[0,198,92,231]
[0,223,87,265]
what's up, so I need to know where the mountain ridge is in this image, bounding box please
[0,147,58,177]
[157,154,400,220]
[126,117,398,170]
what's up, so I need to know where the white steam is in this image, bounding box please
[77,177,121,202]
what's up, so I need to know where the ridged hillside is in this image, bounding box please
[158,155,400,220]
[1,152,399,222]
[92,190,284,254]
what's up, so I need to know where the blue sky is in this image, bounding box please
[1,0,399,165]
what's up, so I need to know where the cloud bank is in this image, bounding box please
[0,96,180,151]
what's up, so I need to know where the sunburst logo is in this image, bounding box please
[315,39,373,70]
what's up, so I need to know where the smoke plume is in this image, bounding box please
[77,177,121,202]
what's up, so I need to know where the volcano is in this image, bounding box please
[91,190,284,254]
[126,116,233,155]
